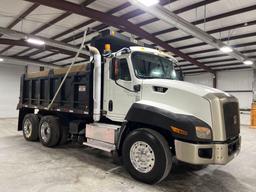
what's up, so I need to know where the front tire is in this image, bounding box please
[122,128,172,184]
[22,114,39,141]
[39,116,60,147]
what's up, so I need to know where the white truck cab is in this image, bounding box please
[102,43,241,159]
[103,46,178,122]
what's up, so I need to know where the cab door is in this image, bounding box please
[103,56,137,122]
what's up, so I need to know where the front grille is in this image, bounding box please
[223,102,240,139]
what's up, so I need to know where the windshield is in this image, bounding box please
[132,52,177,80]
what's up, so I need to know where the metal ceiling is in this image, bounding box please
[0,0,255,73]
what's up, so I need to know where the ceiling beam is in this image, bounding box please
[25,0,194,59]
[178,49,256,63]
[182,60,256,71]
[66,0,256,56]
[23,49,47,57]
[184,66,251,75]
[0,3,40,54]
[51,0,176,43]
[135,0,218,37]
[64,0,216,45]
[182,62,244,71]
[181,56,256,71]
[180,56,256,67]
[21,0,217,60]
[130,0,251,67]
[35,52,58,60]
[151,4,256,37]
[5,1,131,61]
[176,32,256,50]
[0,38,88,58]
[0,28,90,59]
[8,0,96,57]
[20,0,174,59]
[165,20,256,44]
[13,1,131,58]
[51,56,73,64]
[15,12,73,56]
[7,3,40,29]
[51,2,132,40]
[178,41,256,56]
[32,1,99,35]
[0,55,60,68]
[24,0,213,73]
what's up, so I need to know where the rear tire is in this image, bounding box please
[22,114,39,141]
[122,128,172,184]
[39,116,60,147]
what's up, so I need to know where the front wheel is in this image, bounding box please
[122,128,172,184]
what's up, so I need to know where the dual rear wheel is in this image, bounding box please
[22,114,39,141]
[22,114,68,147]
[22,115,174,184]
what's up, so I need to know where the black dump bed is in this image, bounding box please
[17,63,93,116]
[17,30,149,117]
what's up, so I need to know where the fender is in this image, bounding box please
[116,102,212,150]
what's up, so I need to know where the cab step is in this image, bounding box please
[83,123,120,152]
[83,138,116,152]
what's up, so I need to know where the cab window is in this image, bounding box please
[110,58,131,81]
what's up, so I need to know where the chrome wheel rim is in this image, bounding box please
[23,119,32,138]
[130,141,155,173]
[40,122,51,142]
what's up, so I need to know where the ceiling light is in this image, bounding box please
[243,60,254,65]
[26,38,45,46]
[136,0,159,6]
[0,58,4,62]
[220,46,233,53]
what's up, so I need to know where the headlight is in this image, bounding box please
[195,126,212,140]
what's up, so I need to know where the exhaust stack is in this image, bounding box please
[86,45,101,121]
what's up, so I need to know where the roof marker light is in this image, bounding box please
[0,58,4,62]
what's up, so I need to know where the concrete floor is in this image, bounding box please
[0,119,255,192]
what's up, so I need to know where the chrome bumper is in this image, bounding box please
[175,136,241,165]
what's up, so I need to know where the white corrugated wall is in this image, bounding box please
[0,62,253,125]
[0,64,25,118]
[0,64,45,118]
[185,69,253,125]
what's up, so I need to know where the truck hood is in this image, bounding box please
[139,79,231,127]
[142,79,229,97]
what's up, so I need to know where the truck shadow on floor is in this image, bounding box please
[160,164,249,192]
[6,136,250,192]
[59,143,250,192]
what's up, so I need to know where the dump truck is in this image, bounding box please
[17,30,241,184]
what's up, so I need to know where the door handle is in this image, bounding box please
[108,100,113,111]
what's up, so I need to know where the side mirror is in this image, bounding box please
[176,69,184,81]
[133,84,141,92]
[112,57,120,81]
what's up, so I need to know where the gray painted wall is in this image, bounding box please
[0,64,25,118]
